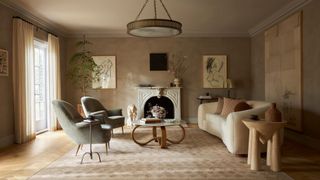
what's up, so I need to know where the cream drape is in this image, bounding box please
[12,19,36,143]
[48,34,61,131]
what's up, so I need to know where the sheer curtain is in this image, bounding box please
[48,34,61,131]
[12,18,35,143]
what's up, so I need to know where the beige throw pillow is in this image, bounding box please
[220,98,243,117]
[215,97,224,114]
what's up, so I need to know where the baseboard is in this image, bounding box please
[184,117,198,124]
[0,134,14,149]
[284,129,320,151]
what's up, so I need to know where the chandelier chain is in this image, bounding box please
[135,0,149,20]
[154,0,157,19]
[160,0,172,20]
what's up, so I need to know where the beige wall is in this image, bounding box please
[65,37,251,122]
[0,4,15,148]
[251,0,320,140]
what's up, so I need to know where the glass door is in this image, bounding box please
[33,40,49,133]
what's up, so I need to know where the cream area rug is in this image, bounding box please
[31,127,292,180]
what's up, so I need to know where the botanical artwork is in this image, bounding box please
[0,49,8,76]
[203,55,227,88]
[92,56,116,89]
[265,12,302,131]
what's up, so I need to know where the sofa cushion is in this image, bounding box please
[215,97,224,114]
[234,102,252,112]
[221,98,243,116]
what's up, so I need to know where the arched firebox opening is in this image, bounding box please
[143,96,174,119]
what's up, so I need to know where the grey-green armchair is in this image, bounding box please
[81,96,125,135]
[52,100,111,155]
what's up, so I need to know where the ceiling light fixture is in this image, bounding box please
[127,0,182,38]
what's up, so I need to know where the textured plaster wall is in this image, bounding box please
[0,3,15,148]
[250,0,320,139]
[65,37,251,122]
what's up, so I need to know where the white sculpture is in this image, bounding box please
[127,104,137,126]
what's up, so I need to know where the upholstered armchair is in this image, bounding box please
[81,96,125,135]
[52,100,111,155]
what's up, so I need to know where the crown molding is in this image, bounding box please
[248,0,312,37]
[0,0,68,37]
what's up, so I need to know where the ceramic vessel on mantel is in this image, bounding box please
[265,103,282,122]
[173,78,181,87]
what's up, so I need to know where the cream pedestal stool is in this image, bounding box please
[242,119,286,172]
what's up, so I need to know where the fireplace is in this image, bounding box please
[137,87,181,120]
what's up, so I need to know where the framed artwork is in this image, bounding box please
[203,55,227,88]
[92,56,116,89]
[149,53,168,71]
[0,49,9,76]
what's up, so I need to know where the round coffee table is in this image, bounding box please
[131,119,185,148]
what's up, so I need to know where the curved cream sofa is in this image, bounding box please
[198,100,271,154]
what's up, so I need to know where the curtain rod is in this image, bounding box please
[12,16,58,37]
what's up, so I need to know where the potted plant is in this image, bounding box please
[169,53,188,87]
[68,35,102,95]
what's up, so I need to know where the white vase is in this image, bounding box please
[173,78,181,87]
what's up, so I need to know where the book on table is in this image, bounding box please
[141,118,162,123]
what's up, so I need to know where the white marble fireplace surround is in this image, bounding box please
[137,87,181,120]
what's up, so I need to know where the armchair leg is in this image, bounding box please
[105,143,108,155]
[122,127,124,134]
[111,129,114,136]
[76,144,81,156]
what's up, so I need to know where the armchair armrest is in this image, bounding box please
[89,110,107,116]
[107,108,122,116]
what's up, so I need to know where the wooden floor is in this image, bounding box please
[0,128,320,180]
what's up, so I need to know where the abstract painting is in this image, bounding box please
[203,55,227,88]
[0,49,8,76]
[92,56,116,89]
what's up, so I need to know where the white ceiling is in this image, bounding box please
[3,0,310,37]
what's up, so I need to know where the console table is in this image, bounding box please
[242,119,286,172]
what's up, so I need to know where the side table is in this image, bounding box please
[242,119,286,172]
[197,96,218,104]
[80,119,102,164]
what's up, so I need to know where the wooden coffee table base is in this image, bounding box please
[132,125,185,148]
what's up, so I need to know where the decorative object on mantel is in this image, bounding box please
[67,35,102,95]
[203,55,227,88]
[265,103,282,122]
[138,84,154,87]
[224,79,234,98]
[0,49,9,76]
[92,56,116,89]
[127,0,182,37]
[169,54,188,87]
